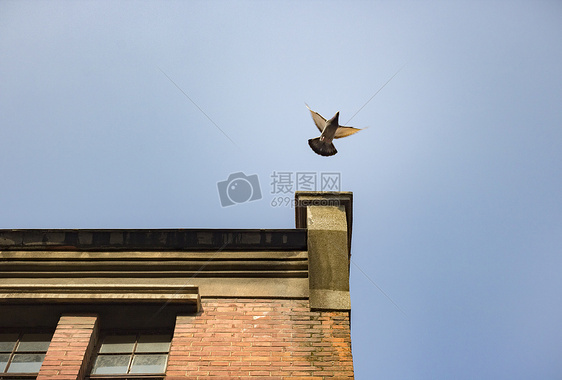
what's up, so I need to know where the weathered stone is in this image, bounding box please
[295,192,353,311]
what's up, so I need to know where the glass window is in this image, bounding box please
[90,333,171,377]
[0,332,52,375]
[15,334,52,353]
[0,353,10,373]
[129,354,168,374]
[98,335,136,354]
[0,335,18,353]
[7,354,46,373]
[136,335,171,353]
[91,355,131,375]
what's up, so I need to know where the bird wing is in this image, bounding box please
[305,103,326,133]
[334,125,364,139]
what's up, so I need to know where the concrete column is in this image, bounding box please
[295,192,353,311]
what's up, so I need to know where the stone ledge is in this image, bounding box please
[0,277,309,299]
[0,284,201,311]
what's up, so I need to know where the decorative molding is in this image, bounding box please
[0,284,201,311]
[0,250,309,299]
[0,251,308,278]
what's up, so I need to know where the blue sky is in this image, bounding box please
[1,1,562,379]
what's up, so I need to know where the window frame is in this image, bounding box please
[0,330,53,379]
[88,331,172,380]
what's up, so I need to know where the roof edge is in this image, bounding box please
[0,228,307,251]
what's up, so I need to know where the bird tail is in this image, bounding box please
[308,137,337,156]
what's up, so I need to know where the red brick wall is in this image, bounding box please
[37,314,98,380]
[166,299,354,379]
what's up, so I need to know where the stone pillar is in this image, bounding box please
[295,192,353,311]
[37,314,98,380]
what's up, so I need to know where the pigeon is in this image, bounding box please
[306,104,364,156]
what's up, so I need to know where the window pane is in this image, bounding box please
[0,334,18,352]
[99,335,136,353]
[91,354,131,375]
[129,354,167,374]
[17,334,52,352]
[0,353,10,372]
[6,353,45,373]
[136,335,171,353]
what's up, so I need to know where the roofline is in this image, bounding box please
[0,228,307,251]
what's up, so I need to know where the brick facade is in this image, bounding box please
[37,314,98,380]
[167,299,353,379]
[1,192,355,379]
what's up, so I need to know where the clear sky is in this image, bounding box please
[1,1,562,379]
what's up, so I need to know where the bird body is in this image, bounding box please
[306,104,364,156]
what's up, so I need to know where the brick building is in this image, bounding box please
[0,192,354,379]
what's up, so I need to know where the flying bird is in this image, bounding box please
[306,104,365,156]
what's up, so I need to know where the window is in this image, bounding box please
[0,332,52,378]
[90,333,171,378]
